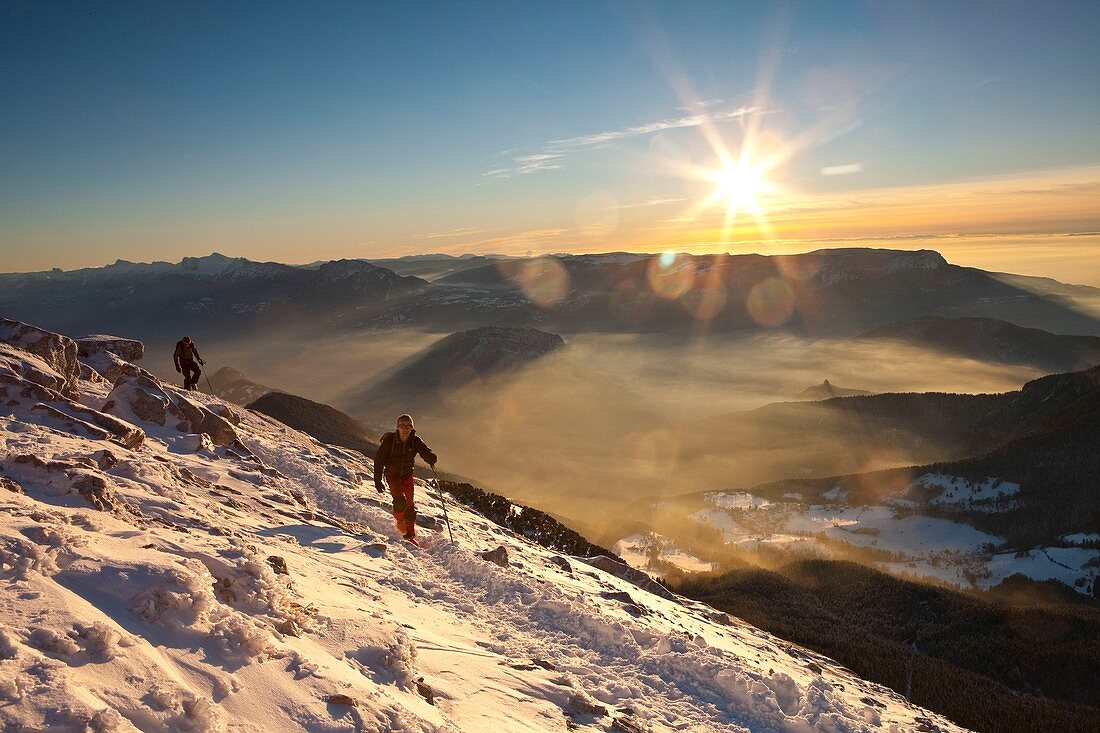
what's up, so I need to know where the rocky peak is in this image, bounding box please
[439,327,566,371]
[813,248,948,284]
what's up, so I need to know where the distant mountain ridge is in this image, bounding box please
[0,252,429,341]
[247,391,380,456]
[4,249,1099,346]
[746,364,1100,548]
[209,366,278,405]
[863,315,1100,372]
[352,326,566,414]
[796,379,872,400]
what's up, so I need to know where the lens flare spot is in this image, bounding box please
[647,254,695,300]
[503,258,570,308]
[746,277,795,327]
[659,250,677,268]
[776,254,821,281]
[681,275,727,321]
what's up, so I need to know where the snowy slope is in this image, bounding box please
[0,322,967,732]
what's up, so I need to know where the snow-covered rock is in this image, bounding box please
[0,319,80,398]
[79,348,156,385]
[75,335,145,362]
[102,375,240,447]
[0,342,71,396]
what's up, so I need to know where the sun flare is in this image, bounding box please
[708,159,772,213]
[687,147,781,242]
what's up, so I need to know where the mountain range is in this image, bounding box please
[4,250,1099,356]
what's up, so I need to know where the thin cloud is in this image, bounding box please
[425,226,499,239]
[821,163,863,176]
[546,106,754,150]
[618,196,689,209]
[484,106,755,178]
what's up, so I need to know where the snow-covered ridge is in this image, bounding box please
[0,319,967,732]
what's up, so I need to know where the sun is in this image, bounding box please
[691,149,779,241]
[708,158,770,212]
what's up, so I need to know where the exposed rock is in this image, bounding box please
[30,403,111,440]
[31,400,145,451]
[78,361,106,383]
[89,450,119,470]
[174,433,214,453]
[58,401,145,451]
[0,350,145,450]
[581,556,679,603]
[325,694,358,707]
[0,477,22,494]
[208,403,241,426]
[0,319,80,398]
[415,677,434,705]
[611,715,645,733]
[79,348,155,384]
[599,590,649,617]
[267,556,290,576]
[103,375,239,446]
[478,545,510,567]
[706,611,733,626]
[2,454,126,514]
[75,334,144,362]
[549,556,573,574]
[567,692,607,717]
[72,473,122,513]
[0,343,69,395]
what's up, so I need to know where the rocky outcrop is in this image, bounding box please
[0,343,70,396]
[76,335,144,362]
[0,319,80,398]
[581,555,679,603]
[80,348,156,385]
[75,334,152,384]
[103,375,240,447]
[1,454,130,515]
[478,545,509,567]
[0,341,145,451]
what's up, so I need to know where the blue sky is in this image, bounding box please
[2,1,1098,278]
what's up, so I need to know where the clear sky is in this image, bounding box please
[2,1,1099,282]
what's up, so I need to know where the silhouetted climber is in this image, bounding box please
[173,336,205,390]
[374,414,437,544]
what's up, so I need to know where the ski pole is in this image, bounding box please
[430,466,454,544]
[203,365,216,395]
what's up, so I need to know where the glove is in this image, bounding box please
[375,480,385,494]
[199,359,205,366]
[175,365,182,373]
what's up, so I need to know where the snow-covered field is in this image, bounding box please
[0,320,967,732]
[615,534,716,575]
[692,488,1100,596]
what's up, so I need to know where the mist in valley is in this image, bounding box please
[194,327,1038,547]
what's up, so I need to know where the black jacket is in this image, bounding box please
[374,430,436,485]
[173,340,202,368]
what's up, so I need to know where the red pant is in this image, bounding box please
[387,474,416,537]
